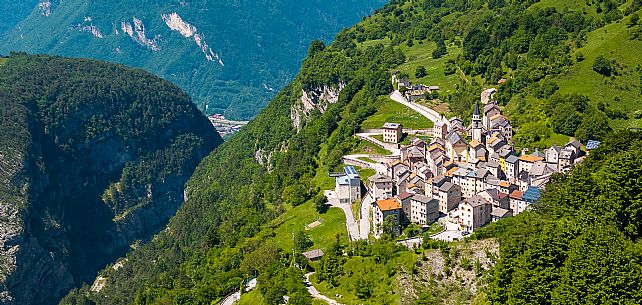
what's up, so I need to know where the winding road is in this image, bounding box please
[389,90,441,124]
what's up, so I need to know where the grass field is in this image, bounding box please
[395,39,463,94]
[530,0,598,15]
[351,139,391,155]
[361,97,434,130]
[270,200,348,253]
[556,12,642,129]
[358,156,377,163]
[534,133,571,149]
[238,289,264,305]
[356,167,376,183]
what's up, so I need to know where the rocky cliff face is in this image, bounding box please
[291,83,345,132]
[0,54,221,305]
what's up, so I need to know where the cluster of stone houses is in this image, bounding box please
[365,89,591,236]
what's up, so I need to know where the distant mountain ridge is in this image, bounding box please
[0,0,387,119]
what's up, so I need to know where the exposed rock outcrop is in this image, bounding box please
[162,12,224,65]
[291,83,345,132]
[121,17,160,51]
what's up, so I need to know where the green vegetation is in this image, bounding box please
[361,96,433,130]
[271,201,348,253]
[313,240,415,304]
[0,53,220,305]
[424,222,445,236]
[59,0,642,304]
[61,29,403,305]
[356,167,376,183]
[351,139,391,155]
[475,130,642,304]
[349,0,641,146]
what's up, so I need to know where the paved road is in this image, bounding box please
[389,91,441,123]
[305,272,343,305]
[359,193,373,239]
[431,218,463,242]
[220,278,257,305]
[325,190,361,241]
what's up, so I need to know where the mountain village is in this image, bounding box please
[325,75,601,245]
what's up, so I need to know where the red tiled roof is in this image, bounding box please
[376,198,402,212]
[509,190,524,200]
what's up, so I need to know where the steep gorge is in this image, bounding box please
[0,54,221,305]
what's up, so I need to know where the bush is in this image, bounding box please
[415,66,427,78]
[314,193,329,214]
[593,55,614,76]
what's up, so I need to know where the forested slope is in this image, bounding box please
[0,54,221,305]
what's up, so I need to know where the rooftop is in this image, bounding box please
[398,192,414,201]
[439,181,458,192]
[465,195,491,208]
[566,140,581,149]
[586,140,601,150]
[344,166,359,178]
[523,186,542,203]
[510,190,524,200]
[519,155,544,163]
[383,122,402,129]
[302,249,325,260]
[412,194,433,203]
[491,207,511,218]
[369,173,393,183]
[376,198,402,211]
[506,155,519,163]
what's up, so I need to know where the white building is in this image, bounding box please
[410,194,439,225]
[335,166,362,204]
[368,174,394,200]
[382,122,403,144]
[458,195,492,232]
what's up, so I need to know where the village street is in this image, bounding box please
[355,132,401,155]
[359,193,373,239]
[341,154,389,175]
[431,218,463,241]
